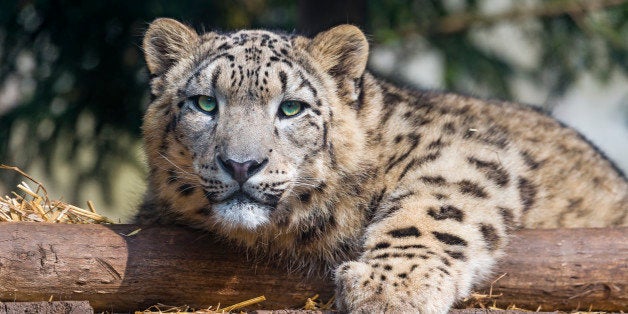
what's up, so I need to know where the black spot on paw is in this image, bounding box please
[432,231,468,246]
[387,226,421,238]
[479,223,501,251]
[457,180,488,198]
[427,205,464,222]
[444,250,466,260]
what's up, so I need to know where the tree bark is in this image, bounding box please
[0,223,625,312]
[482,227,627,311]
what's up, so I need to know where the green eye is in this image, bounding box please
[279,100,304,117]
[195,95,217,114]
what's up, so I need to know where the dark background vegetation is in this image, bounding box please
[1,0,627,217]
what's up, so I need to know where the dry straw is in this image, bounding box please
[0,164,113,224]
[134,296,267,313]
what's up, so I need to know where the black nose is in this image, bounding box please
[218,157,267,185]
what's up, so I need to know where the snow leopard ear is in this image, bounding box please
[308,24,369,79]
[143,18,199,75]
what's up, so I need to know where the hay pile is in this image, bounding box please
[136,296,268,313]
[0,165,113,224]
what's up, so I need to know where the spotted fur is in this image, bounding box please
[136,18,628,313]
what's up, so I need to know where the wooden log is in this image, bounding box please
[0,222,625,312]
[0,223,333,312]
[483,227,627,311]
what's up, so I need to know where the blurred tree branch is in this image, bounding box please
[428,0,627,35]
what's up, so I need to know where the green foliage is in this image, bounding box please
[368,0,628,99]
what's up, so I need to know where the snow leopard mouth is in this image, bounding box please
[211,191,274,230]
[203,186,280,208]
[226,191,260,206]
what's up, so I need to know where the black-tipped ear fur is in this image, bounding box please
[143,18,199,75]
[308,24,369,79]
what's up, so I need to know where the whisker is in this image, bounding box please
[158,152,198,178]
